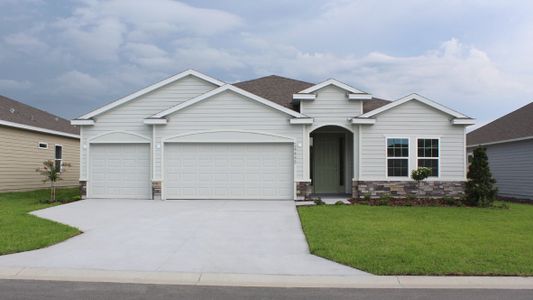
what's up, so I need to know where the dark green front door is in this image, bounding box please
[312,134,342,193]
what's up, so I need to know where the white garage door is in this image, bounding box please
[89,144,151,199]
[164,143,293,200]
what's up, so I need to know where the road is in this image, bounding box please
[1,279,533,300]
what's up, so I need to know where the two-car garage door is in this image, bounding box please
[164,143,293,200]
[88,143,293,200]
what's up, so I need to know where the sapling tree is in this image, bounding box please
[35,160,71,202]
[465,147,497,207]
[411,167,432,198]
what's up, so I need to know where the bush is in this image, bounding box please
[334,200,345,206]
[313,198,325,206]
[378,194,391,206]
[465,147,498,207]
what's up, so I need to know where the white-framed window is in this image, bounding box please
[38,142,48,149]
[417,138,439,177]
[54,144,63,172]
[387,138,409,177]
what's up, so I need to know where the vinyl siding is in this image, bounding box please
[80,75,218,179]
[155,90,304,181]
[482,140,533,200]
[360,100,465,181]
[0,125,79,192]
[301,85,362,130]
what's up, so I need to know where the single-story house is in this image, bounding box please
[467,102,533,201]
[71,70,474,200]
[0,95,80,192]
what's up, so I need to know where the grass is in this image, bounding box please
[298,203,533,275]
[0,188,81,256]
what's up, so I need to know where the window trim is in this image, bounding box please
[416,137,440,178]
[37,142,48,149]
[54,144,63,173]
[385,136,410,178]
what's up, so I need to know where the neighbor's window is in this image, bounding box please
[38,142,48,149]
[54,145,63,172]
[417,139,439,177]
[387,138,409,177]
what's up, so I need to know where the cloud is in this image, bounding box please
[0,79,31,89]
[51,70,107,96]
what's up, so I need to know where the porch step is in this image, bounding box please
[295,201,316,207]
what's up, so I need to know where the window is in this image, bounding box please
[417,139,439,177]
[54,145,63,173]
[38,142,48,149]
[387,138,409,177]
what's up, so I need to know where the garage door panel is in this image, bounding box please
[89,144,151,199]
[164,143,293,200]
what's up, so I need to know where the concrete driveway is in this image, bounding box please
[0,199,368,276]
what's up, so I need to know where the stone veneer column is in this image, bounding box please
[296,181,312,200]
[152,181,162,200]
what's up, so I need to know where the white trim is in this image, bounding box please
[71,119,95,126]
[359,93,471,119]
[37,142,48,149]
[348,93,373,100]
[87,131,151,143]
[77,69,225,120]
[144,118,167,125]
[385,136,410,179]
[298,79,367,94]
[309,123,354,133]
[358,125,362,180]
[452,118,476,125]
[292,94,316,100]
[290,118,313,124]
[162,129,296,144]
[415,137,441,178]
[0,120,79,139]
[467,135,533,148]
[351,118,376,125]
[150,84,307,119]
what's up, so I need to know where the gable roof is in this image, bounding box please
[363,98,391,113]
[77,69,225,120]
[234,75,314,109]
[358,93,472,119]
[298,78,368,94]
[0,94,79,137]
[467,102,533,146]
[149,84,308,119]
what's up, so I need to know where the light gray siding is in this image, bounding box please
[301,85,362,131]
[481,140,533,200]
[155,90,304,181]
[80,75,218,179]
[360,100,466,181]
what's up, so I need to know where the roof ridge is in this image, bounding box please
[234,74,314,86]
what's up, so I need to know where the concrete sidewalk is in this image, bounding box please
[1,267,532,289]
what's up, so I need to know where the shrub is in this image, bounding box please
[334,200,345,205]
[465,147,498,207]
[35,160,72,202]
[411,167,432,198]
[313,198,325,205]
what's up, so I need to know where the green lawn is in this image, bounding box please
[0,188,81,255]
[298,203,533,275]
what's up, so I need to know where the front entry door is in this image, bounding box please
[312,134,342,193]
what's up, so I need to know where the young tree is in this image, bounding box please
[35,160,71,202]
[411,167,432,198]
[465,147,497,207]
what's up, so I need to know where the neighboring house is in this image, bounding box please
[467,102,533,201]
[71,69,474,200]
[0,95,80,192]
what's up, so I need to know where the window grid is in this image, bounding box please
[55,145,63,173]
[417,138,439,177]
[387,138,409,177]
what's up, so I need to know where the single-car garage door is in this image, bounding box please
[89,144,151,199]
[164,143,293,200]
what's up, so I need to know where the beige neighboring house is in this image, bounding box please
[0,95,80,192]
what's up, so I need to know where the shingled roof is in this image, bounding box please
[0,95,79,135]
[234,75,390,113]
[467,102,533,146]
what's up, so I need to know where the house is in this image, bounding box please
[0,95,80,192]
[467,102,533,201]
[71,70,474,200]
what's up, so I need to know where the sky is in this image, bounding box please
[0,0,532,129]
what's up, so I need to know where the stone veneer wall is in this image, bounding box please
[296,181,312,199]
[353,181,465,199]
[79,181,87,199]
[152,181,161,200]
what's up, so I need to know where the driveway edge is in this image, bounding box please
[1,267,533,289]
